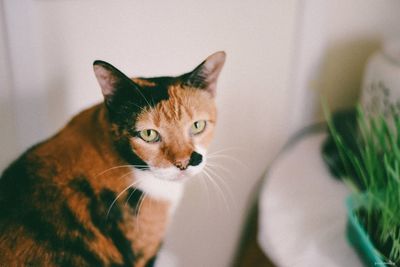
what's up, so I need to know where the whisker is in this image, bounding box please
[198,173,211,212]
[135,193,146,217]
[134,86,153,109]
[106,178,141,219]
[135,193,147,231]
[203,169,231,214]
[207,154,248,169]
[205,166,236,207]
[205,162,234,177]
[124,186,142,208]
[95,165,149,178]
[208,147,244,156]
[131,102,149,113]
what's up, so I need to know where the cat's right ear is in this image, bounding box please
[183,51,226,97]
[93,60,137,106]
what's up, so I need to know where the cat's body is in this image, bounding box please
[0,52,225,267]
[0,104,169,267]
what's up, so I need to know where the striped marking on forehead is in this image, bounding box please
[136,86,190,127]
[135,85,215,129]
[160,86,194,121]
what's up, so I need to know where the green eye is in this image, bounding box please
[190,120,206,135]
[138,129,160,143]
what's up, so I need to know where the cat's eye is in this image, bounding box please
[138,129,160,143]
[190,120,207,135]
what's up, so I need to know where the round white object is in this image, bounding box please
[257,133,363,267]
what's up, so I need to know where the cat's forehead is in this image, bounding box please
[135,84,216,129]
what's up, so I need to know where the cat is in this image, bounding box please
[0,51,226,267]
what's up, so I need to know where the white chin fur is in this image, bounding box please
[134,147,207,207]
[151,158,206,181]
[134,170,184,205]
[134,161,205,204]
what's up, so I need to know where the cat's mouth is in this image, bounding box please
[150,159,206,182]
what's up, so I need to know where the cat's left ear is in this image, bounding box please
[183,51,226,97]
[93,60,139,107]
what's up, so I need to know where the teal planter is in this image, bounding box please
[346,195,384,267]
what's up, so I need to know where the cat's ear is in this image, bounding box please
[183,51,226,96]
[93,60,138,106]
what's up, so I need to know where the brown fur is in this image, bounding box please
[0,104,171,266]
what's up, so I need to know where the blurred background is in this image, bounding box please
[1,1,400,266]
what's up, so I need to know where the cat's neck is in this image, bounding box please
[133,169,184,213]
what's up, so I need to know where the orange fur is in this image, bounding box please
[133,85,217,168]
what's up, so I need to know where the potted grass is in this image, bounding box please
[325,105,400,266]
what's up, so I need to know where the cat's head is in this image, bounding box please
[93,52,225,182]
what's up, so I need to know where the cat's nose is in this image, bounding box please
[174,152,203,170]
[189,151,203,166]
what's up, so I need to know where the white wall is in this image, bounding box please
[1,1,299,266]
[289,0,400,134]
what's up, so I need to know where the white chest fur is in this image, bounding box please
[134,169,184,213]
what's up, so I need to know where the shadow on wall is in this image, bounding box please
[0,98,18,170]
[45,76,69,135]
[315,38,380,116]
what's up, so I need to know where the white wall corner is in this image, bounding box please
[0,0,18,169]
